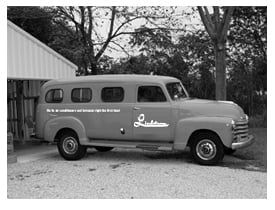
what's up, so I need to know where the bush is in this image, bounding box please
[249,110,267,128]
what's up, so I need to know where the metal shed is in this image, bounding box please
[7,20,77,141]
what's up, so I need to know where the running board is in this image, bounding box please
[136,145,172,151]
[85,139,173,151]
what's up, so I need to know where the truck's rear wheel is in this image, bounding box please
[94,146,113,152]
[190,132,224,165]
[57,131,87,160]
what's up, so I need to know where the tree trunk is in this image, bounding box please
[197,7,234,101]
[91,62,98,75]
[214,43,226,100]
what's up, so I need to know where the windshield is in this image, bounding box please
[166,82,188,100]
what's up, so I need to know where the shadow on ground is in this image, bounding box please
[43,147,266,172]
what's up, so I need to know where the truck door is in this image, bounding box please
[87,85,133,140]
[133,85,173,142]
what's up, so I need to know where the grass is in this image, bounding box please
[233,128,267,171]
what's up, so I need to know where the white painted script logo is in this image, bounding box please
[134,114,169,128]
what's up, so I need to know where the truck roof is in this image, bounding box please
[43,74,180,87]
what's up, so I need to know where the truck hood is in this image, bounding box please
[177,98,245,120]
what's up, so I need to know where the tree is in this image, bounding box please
[53,6,176,75]
[7,6,54,44]
[226,7,266,116]
[228,6,266,93]
[198,6,234,100]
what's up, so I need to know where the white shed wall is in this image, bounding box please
[7,20,77,80]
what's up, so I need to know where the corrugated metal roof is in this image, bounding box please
[7,20,77,80]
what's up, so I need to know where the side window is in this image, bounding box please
[101,87,124,102]
[71,88,92,103]
[45,89,63,103]
[138,86,167,102]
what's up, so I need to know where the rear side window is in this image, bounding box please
[45,89,63,103]
[71,88,92,103]
[138,86,167,102]
[101,87,124,102]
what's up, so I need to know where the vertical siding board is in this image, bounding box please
[30,40,35,78]
[58,59,62,78]
[40,46,44,78]
[10,28,15,78]
[20,33,25,78]
[33,43,38,79]
[43,49,47,78]
[39,46,43,78]
[52,56,55,78]
[23,36,28,78]
[54,56,58,78]
[41,47,45,78]
[56,59,60,78]
[62,63,66,78]
[57,57,60,78]
[64,64,67,78]
[35,43,40,79]
[40,48,43,79]
[50,53,54,79]
[7,21,76,80]
[45,50,49,78]
[21,36,25,78]
[27,39,32,77]
[20,34,25,77]
[7,27,13,77]
[37,43,41,79]
[14,31,20,78]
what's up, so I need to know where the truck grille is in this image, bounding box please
[233,120,249,142]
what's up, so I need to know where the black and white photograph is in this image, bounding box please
[2,0,270,204]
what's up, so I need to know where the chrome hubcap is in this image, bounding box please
[63,137,78,154]
[196,139,217,161]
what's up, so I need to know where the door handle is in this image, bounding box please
[49,114,57,117]
[133,107,140,110]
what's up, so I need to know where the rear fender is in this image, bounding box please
[44,116,88,144]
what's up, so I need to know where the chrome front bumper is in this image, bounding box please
[231,135,254,150]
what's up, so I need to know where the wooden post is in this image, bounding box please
[15,80,24,142]
[7,132,17,164]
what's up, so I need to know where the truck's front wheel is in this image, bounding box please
[190,132,224,165]
[57,132,87,160]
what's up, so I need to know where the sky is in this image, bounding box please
[82,6,203,59]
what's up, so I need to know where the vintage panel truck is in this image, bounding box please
[35,75,254,165]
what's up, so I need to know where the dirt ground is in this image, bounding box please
[7,128,267,199]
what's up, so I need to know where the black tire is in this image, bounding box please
[224,147,236,155]
[190,132,224,165]
[57,131,87,160]
[94,146,114,152]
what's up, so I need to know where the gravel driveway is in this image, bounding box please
[7,147,266,199]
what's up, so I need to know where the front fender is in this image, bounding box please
[44,116,88,144]
[173,116,233,150]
